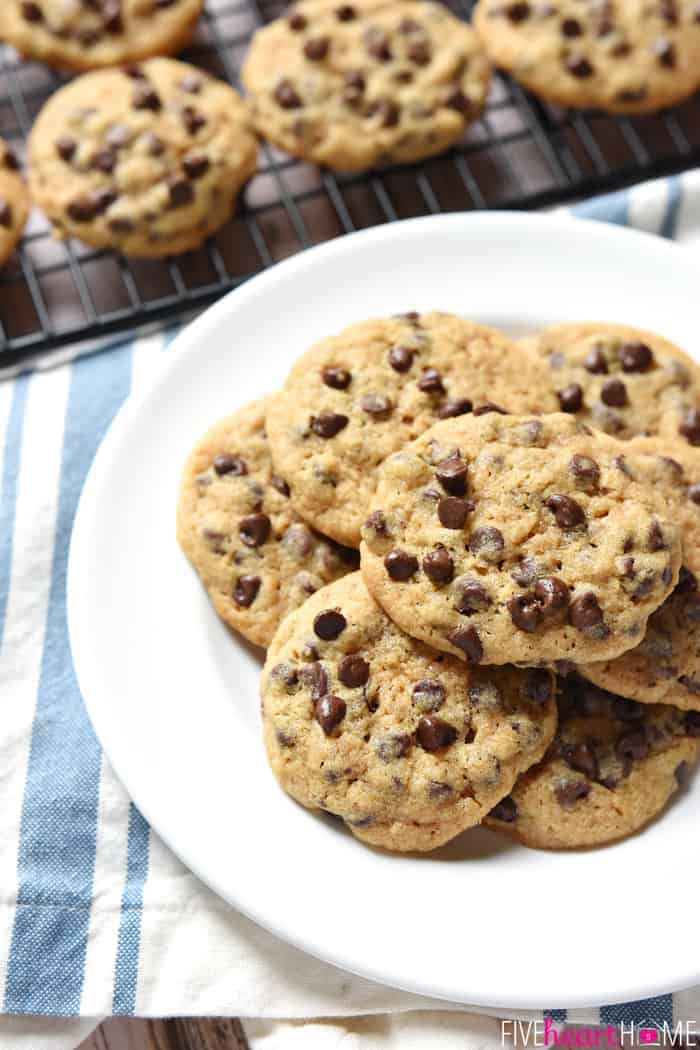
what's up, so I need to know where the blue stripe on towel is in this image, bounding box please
[3,343,134,1015]
[572,187,630,227]
[0,374,30,646]
[112,805,150,1016]
[660,175,682,239]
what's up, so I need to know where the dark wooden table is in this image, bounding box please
[79,1020,250,1050]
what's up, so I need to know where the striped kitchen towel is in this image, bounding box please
[2,170,700,1050]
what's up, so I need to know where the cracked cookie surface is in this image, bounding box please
[28,58,257,257]
[360,412,681,666]
[485,674,700,848]
[241,0,490,171]
[522,322,700,446]
[261,572,557,851]
[474,0,700,114]
[0,0,203,72]
[177,397,358,649]
[266,312,557,547]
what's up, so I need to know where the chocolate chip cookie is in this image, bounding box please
[474,0,700,114]
[485,674,700,848]
[579,437,700,711]
[360,412,682,666]
[0,140,29,267]
[177,398,358,649]
[241,0,490,172]
[522,322,700,446]
[28,58,257,258]
[266,313,558,548]
[261,572,557,851]
[0,1,203,72]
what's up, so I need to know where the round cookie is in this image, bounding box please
[28,58,257,258]
[0,140,29,267]
[0,1,203,72]
[266,312,558,547]
[360,412,682,667]
[241,0,490,172]
[473,0,700,115]
[580,437,700,711]
[485,674,700,849]
[176,398,358,649]
[261,572,557,851]
[522,322,700,447]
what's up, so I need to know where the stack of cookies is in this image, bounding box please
[177,313,700,852]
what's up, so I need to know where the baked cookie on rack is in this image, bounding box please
[28,58,257,258]
[261,572,557,851]
[177,397,358,650]
[485,674,700,848]
[0,0,203,72]
[474,0,700,114]
[241,0,490,171]
[0,139,29,267]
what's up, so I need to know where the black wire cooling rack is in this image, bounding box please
[2,0,700,361]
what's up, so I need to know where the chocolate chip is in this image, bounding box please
[375,733,411,761]
[342,70,366,104]
[183,151,210,179]
[56,135,77,162]
[108,218,134,235]
[399,16,421,31]
[132,82,161,111]
[688,483,700,505]
[168,176,194,208]
[282,523,312,558]
[412,679,445,711]
[508,593,542,633]
[274,79,302,108]
[564,52,594,77]
[505,0,530,20]
[446,625,483,663]
[523,668,552,704]
[473,402,507,416]
[562,739,598,779]
[557,383,583,413]
[616,728,648,763]
[545,493,585,528]
[570,454,600,490]
[583,346,608,374]
[300,661,328,700]
[311,413,349,438]
[454,576,490,613]
[288,11,307,29]
[417,368,444,393]
[436,398,473,419]
[684,711,700,736]
[489,796,517,822]
[213,453,247,476]
[511,557,537,587]
[91,147,117,173]
[366,97,400,127]
[384,549,418,580]
[21,1,43,21]
[364,26,392,60]
[315,695,346,734]
[417,715,457,751]
[102,1,122,32]
[233,574,261,607]
[534,576,569,618]
[469,525,504,561]
[124,64,146,79]
[438,497,468,530]
[429,781,453,800]
[561,16,582,34]
[435,455,467,497]
[338,654,369,688]
[679,408,700,445]
[569,592,603,630]
[658,0,678,21]
[407,41,431,65]
[361,393,393,416]
[555,778,590,808]
[180,72,204,93]
[3,149,18,171]
[388,345,413,372]
[365,509,388,535]
[675,565,698,594]
[444,87,470,113]
[313,608,347,640]
[619,341,653,372]
[304,36,329,60]
[180,105,206,134]
[601,378,628,407]
[143,132,164,156]
[239,512,270,547]
[0,200,12,228]
[105,123,130,150]
[67,188,117,222]
[652,37,675,67]
[423,548,454,584]
[321,365,351,389]
[647,521,667,551]
[336,3,356,18]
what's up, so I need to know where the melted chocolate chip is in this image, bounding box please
[562,739,598,779]
[417,368,444,393]
[534,576,569,618]
[417,715,457,751]
[233,574,261,607]
[523,668,552,704]
[183,151,210,179]
[688,483,700,505]
[469,525,504,560]
[274,79,302,108]
[132,82,161,111]
[180,105,206,134]
[436,398,473,419]
[473,402,507,416]
[239,512,271,547]
[545,493,585,528]
[647,520,667,551]
[438,497,468,529]
[444,87,470,113]
[361,393,393,416]
[321,365,351,389]
[313,608,347,640]
[435,455,467,496]
[570,454,600,490]
[366,97,400,127]
[684,711,700,736]
[213,453,247,476]
[429,781,453,800]
[616,727,648,762]
[301,661,328,700]
[304,36,329,60]
[454,576,490,613]
[446,625,483,663]
[0,200,12,228]
[365,509,388,535]
[67,188,117,222]
[338,654,369,688]
[561,16,582,35]
[311,412,349,438]
[557,383,583,413]
[423,548,454,584]
[564,53,594,78]
[489,796,517,822]
[569,592,603,630]
[56,135,77,162]
[388,345,414,372]
[364,25,392,60]
[21,1,43,22]
[505,0,530,20]
[336,3,356,18]
[619,341,653,372]
[167,176,194,208]
[375,733,411,761]
[315,694,346,734]
[583,346,608,374]
[384,549,419,580]
[412,679,445,711]
[508,593,542,633]
[288,11,307,29]
[91,148,117,173]
[407,41,431,65]
[555,777,590,808]
[652,37,676,67]
[601,378,628,407]
[679,408,700,445]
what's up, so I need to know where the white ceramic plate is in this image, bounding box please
[68,213,700,1010]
